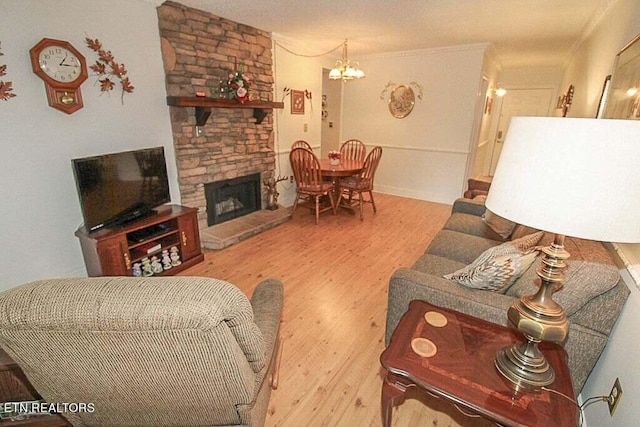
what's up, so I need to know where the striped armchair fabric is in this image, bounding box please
[0,276,283,427]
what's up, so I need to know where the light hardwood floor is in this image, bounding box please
[181,193,493,427]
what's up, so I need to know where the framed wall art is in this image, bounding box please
[388,85,415,119]
[603,33,640,120]
[380,81,423,119]
[291,89,304,114]
[596,75,611,118]
[560,84,574,117]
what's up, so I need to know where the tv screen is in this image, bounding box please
[72,147,171,231]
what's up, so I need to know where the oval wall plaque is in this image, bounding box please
[388,84,415,118]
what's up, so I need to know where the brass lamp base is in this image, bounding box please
[495,340,555,389]
[495,234,570,389]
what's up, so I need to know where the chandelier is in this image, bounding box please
[329,39,365,81]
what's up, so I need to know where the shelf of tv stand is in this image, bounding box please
[75,204,204,277]
[166,96,284,125]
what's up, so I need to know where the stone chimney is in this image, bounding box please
[157,1,276,232]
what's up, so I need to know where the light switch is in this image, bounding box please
[304,123,308,132]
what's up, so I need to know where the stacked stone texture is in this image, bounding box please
[157,1,276,226]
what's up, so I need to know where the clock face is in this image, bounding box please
[38,46,82,83]
[30,38,88,114]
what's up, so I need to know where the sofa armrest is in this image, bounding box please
[451,198,486,217]
[250,279,284,361]
[464,178,492,198]
[385,267,513,345]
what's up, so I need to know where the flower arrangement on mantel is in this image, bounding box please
[85,37,134,104]
[328,150,342,165]
[226,61,251,104]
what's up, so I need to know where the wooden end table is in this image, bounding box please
[380,300,578,427]
[0,349,70,426]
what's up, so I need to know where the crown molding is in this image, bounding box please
[359,43,491,60]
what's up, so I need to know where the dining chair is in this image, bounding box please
[339,139,367,162]
[289,147,337,224]
[291,140,313,151]
[339,146,382,220]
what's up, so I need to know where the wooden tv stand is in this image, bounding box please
[75,205,204,277]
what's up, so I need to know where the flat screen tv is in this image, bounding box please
[72,146,171,232]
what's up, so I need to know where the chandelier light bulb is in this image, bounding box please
[328,39,366,81]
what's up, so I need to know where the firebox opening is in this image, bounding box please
[204,173,261,226]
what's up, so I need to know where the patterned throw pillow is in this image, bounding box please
[443,231,544,292]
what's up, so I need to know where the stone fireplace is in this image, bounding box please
[157,2,278,237]
[205,173,261,226]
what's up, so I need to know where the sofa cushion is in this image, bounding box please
[443,232,543,292]
[506,259,620,316]
[426,229,503,265]
[412,253,467,277]
[451,197,487,216]
[443,213,507,241]
[543,236,615,265]
[483,210,517,239]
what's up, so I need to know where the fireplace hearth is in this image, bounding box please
[205,173,261,226]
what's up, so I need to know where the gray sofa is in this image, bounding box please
[385,197,630,393]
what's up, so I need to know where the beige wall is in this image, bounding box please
[562,0,640,119]
[341,45,487,203]
[471,46,503,178]
[272,41,489,205]
[270,36,332,207]
[559,1,640,426]
[0,0,176,290]
[320,70,342,157]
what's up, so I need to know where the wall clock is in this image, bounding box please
[29,38,88,114]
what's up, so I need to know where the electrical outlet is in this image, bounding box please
[608,377,623,416]
[303,123,308,132]
[289,175,294,183]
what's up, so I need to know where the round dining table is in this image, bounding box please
[318,158,364,212]
[318,158,364,178]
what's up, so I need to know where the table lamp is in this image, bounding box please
[485,116,640,389]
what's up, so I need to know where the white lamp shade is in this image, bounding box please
[344,66,357,79]
[328,67,342,80]
[485,117,640,243]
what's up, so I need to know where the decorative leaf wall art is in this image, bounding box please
[85,36,134,104]
[0,42,17,101]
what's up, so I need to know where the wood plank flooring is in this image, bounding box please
[181,193,493,427]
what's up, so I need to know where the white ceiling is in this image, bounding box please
[166,0,613,68]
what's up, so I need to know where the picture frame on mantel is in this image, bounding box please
[291,90,304,114]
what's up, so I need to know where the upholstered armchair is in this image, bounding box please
[0,276,284,427]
